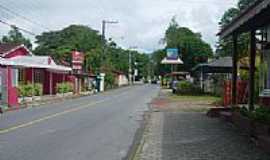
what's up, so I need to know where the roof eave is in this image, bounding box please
[218,0,270,39]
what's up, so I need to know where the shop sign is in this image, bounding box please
[72,51,84,70]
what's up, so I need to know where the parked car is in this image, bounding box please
[151,80,158,84]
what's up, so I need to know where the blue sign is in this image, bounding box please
[166,48,179,60]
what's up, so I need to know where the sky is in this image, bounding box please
[0,0,237,53]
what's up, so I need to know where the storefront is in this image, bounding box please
[218,0,270,109]
[0,44,72,108]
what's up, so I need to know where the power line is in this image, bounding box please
[0,3,50,31]
[0,19,36,36]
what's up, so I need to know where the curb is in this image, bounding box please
[124,103,152,160]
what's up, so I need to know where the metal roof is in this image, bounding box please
[192,57,248,73]
[9,56,72,72]
[218,0,270,38]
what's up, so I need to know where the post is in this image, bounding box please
[249,30,256,111]
[49,72,53,95]
[101,20,106,61]
[200,67,203,90]
[99,73,105,92]
[232,34,238,106]
[129,51,132,84]
[32,68,34,98]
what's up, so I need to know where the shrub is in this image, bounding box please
[34,83,43,96]
[105,72,116,89]
[249,107,270,124]
[176,81,203,95]
[56,82,73,94]
[18,83,43,97]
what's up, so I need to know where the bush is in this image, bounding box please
[176,81,203,95]
[249,107,270,124]
[18,83,43,97]
[56,82,73,94]
[34,83,43,96]
[105,72,116,89]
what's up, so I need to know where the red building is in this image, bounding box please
[0,44,73,108]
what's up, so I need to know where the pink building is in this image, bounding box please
[0,44,73,109]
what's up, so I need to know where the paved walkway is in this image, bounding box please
[135,90,270,160]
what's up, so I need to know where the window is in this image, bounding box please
[18,68,25,83]
[34,70,43,83]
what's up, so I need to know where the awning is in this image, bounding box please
[0,57,15,66]
[9,56,72,72]
[192,57,249,73]
[161,58,183,64]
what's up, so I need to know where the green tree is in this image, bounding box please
[34,24,151,85]
[34,25,102,62]
[216,0,255,58]
[163,17,213,70]
[238,0,255,10]
[1,26,32,49]
[219,8,240,27]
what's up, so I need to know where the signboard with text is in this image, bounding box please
[72,51,84,70]
[166,48,179,60]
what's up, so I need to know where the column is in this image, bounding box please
[232,34,238,106]
[249,30,256,111]
[49,72,53,95]
[100,73,105,92]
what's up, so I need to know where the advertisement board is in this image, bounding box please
[166,48,179,60]
[72,51,84,70]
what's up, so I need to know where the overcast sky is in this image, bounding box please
[0,0,237,53]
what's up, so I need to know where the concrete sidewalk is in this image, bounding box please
[135,90,270,160]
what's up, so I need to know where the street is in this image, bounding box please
[0,84,159,160]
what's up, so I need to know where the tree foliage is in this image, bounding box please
[153,17,213,74]
[1,26,32,49]
[34,25,150,82]
[238,0,255,10]
[216,0,255,58]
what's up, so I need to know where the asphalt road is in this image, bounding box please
[0,84,159,160]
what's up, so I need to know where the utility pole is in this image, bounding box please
[129,51,132,84]
[101,20,118,64]
[128,46,137,84]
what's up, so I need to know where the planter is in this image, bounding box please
[56,92,73,97]
[80,91,93,96]
[232,111,252,134]
[19,97,33,103]
[33,96,42,101]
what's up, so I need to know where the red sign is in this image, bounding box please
[72,51,84,70]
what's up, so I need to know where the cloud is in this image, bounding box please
[0,0,237,53]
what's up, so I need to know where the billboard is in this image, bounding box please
[72,51,84,70]
[166,48,179,60]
